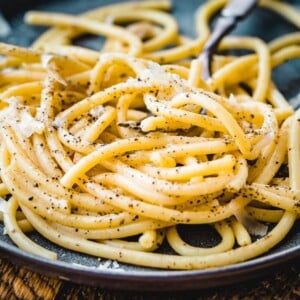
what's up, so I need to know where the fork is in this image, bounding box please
[199,0,258,80]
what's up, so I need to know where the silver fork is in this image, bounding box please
[199,0,258,80]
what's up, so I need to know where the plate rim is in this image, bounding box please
[1,237,299,291]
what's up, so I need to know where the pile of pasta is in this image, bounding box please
[0,0,299,270]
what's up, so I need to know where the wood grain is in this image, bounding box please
[0,258,61,300]
[0,256,299,300]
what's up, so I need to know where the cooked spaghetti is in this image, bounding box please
[0,0,299,269]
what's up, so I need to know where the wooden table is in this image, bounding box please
[0,256,299,300]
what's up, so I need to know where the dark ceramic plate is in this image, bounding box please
[0,0,299,291]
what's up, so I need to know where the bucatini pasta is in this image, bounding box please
[0,0,299,270]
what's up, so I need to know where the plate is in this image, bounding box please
[0,0,300,291]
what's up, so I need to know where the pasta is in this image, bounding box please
[0,0,299,270]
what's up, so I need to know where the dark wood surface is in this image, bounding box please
[0,256,299,300]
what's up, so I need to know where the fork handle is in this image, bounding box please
[200,0,257,80]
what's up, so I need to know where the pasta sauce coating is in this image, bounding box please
[0,0,299,270]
